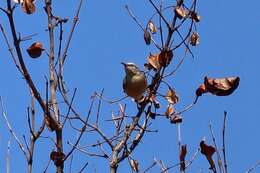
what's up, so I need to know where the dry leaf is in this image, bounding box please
[175,6,187,19]
[196,84,207,97]
[147,20,157,34]
[22,0,36,14]
[147,53,161,70]
[190,11,201,22]
[144,30,151,45]
[50,151,65,167]
[165,87,179,104]
[165,104,174,118]
[130,159,139,172]
[180,145,187,171]
[190,32,199,46]
[170,114,182,124]
[158,49,173,67]
[200,140,216,170]
[204,76,240,96]
[27,42,44,58]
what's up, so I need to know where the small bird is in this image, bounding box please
[122,62,147,101]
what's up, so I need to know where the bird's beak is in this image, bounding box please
[121,62,126,66]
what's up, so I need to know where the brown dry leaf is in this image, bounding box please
[27,42,44,58]
[50,151,65,167]
[204,76,240,96]
[165,87,179,104]
[130,159,139,172]
[165,104,174,118]
[200,141,216,170]
[175,6,187,19]
[190,11,201,22]
[180,145,187,171]
[22,0,36,15]
[196,84,207,97]
[190,32,199,46]
[158,49,173,67]
[144,30,151,45]
[170,114,182,124]
[147,53,161,70]
[147,20,157,34]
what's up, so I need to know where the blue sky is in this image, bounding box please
[0,0,260,172]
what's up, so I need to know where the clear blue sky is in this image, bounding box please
[0,0,259,172]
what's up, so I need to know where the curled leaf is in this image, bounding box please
[196,84,207,97]
[146,53,161,70]
[27,42,44,59]
[144,30,151,45]
[130,159,139,172]
[180,145,187,171]
[147,20,157,34]
[200,140,216,170]
[204,76,240,96]
[165,104,174,118]
[22,0,36,15]
[190,32,199,46]
[158,49,173,67]
[165,87,179,104]
[175,6,187,19]
[190,11,201,22]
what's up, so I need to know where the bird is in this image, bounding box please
[122,62,147,101]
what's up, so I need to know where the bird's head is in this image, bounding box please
[121,62,140,75]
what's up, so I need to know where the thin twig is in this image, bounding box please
[222,111,228,173]
[0,97,28,159]
[245,160,260,173]
[6,138,11,173]
[209,122,224,173]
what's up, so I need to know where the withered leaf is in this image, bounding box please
[158,49,173,67]
[190,32,199,46]
[130,159,139,172]
[190,11,201,22]
[204,76,240,96]
[147,53,161,70]
[147,20,157,34]
[27,42,44,59]
[50,151,65,167]
[165,87,179,104]
[22,0,36,15]
[170,114,182,124]
[165,104,174,118]
[200,140,216,170]
[144,30,151,45]
[196,84,207,97]
[180,145,187,171]
[175,6,187,19]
